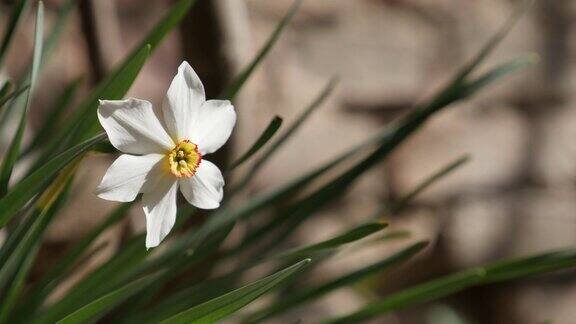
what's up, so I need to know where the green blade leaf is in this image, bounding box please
[0,86,29,110]
[35,238,149,323]
[232,77,338,192]
[24,77,82,155]
[55,273,163,324]
[273,222,387,260]
[453,0,535,83]
[221,0,302,99]
[248,242,427,322]
[160,259,310,324]
[36,0,195,162]
[228,116,283,170]
[0,167,73,322]
[0,0,32,66]
[0,1,44,196]
[461,55,538,98]
[389,154,470,214]
[0,133,105,228]
[22,202,133,314]
[324,248,576,324]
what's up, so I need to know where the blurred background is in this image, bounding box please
[1,0,576,323]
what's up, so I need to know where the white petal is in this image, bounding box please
[143,177,178,248]
[190,100,236,155]
[96,154,164,202]
[180,160,224,209]
[163,61,206,141]
[98,98,174,155]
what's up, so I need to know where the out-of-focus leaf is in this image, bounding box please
[324,248,576,324]
[248,242,428,323]
[37,0,78,72]
[0,1,44,197]
[233,77,338,192]
[35,238,147,323]
[0,86,28,110]
[55,273,162,324]
[272,222,387,260]
[24,78,82,154]
[453,0,534,83]
[0,244,39,324]
[0,82,11,103]
[221,0,302,100]
[0,133,105,228]
[22,203,133,314]
[159,259,310,324]
[389,155,470,214]
[0,0,31,65]
[37,0,195,163]
[0,164,73,322]
[241,15,535,254]
[228,116,283,170]
[460,55,538,98]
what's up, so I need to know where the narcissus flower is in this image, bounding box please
[95,61,236,248]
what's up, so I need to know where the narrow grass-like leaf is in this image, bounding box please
[221,0,302,100]
[37,0,78,72]
[160,259,310,324]
[0,167,73,322]
[0,81,11,101]
[0,1,43,196]
[390,155,470,214]
[37,0,195,162]
[0,85,28,110]
[55,273,162,324]
[233,77,338,192]
[273,222,387,260]
[248,241,427,323]
[24,78,82,154]
[23,202,133,313]
[228,116,283,170]
[461,55,538,98]
[0,0,31,66]
[453,0,535,83]
[324,248,576,324]
[0,133,105,228]
[0,244,39,324]
[34,237,149,323]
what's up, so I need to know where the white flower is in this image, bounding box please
[95,61,236,248]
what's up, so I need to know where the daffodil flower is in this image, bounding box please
[95,61,236,248]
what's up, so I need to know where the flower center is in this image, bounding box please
[167,140,202,178]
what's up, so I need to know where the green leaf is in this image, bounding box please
[37,0,78,72]
[24,77,82,154]
[34,237,149,323]
[0,244,40,324]
[0,0,32,66]
[460,55,538,98]
[221,0,302,100]
[0,1,44,197]
[0,133,105,228]
[36,0,195,162]
[22,203,133,314]
[55,273,163,324]
[228,116,283,170]
[232,77,338,192]
[248,242,428,322]
[0,170,72,322]
[324,248,576,324]
[453,0,534,83]
[389,154,470,214]
[0,85,29,110]
[273,222,387,260]
[160,259,310,324]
